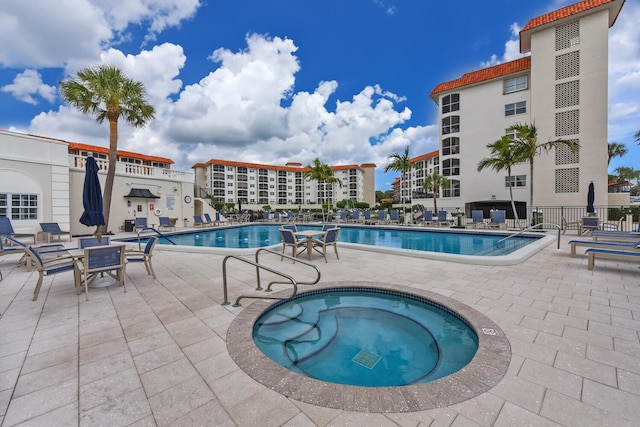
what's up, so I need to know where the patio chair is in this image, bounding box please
[39,222,71,243]
[158,216,175,231]
[322,224,337,231]
[579,217,600,235]
[134,217,148,232]
[2,235,66,271]
[467,210,485,229]
[312,227,340,262]
[337,211,347,223]
[27,245,77,301]
[376,210,386,224]
[281,224,298,232]
[204,213,215,225]
[78,236,111,248]
[279,228,305,261]
[261,211,271,222]
[273,211,281,222]
[126,236,158,279]
[591,230,640,242]
[488,210,506,229]
[76,244,127,300]
[421,210,434,226]
[351,210,360,223]
[193,215,206,227]
[585,247,640,271]
[362,210,371,223]
[0,217,36,244]
[436,210,449,227]
[568,239,640,258]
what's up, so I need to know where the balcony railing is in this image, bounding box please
[69,154,192,182]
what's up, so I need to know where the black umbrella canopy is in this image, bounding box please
[587,181,595,213]
[80,156,105,228]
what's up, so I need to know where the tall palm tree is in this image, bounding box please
[508,123,579,226]
[384,147,415,223]
[423,171,449,214]
[478,135,522,228]
[608,142,628,166]
[303,158,341,221]
[60,65,155,233]
[635,129,640,143]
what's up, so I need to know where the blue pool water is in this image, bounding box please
[253,288,479,387]
[140,224,537,256]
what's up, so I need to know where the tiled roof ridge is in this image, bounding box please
[521,0,617,32]
[430,56,530,96]
[410,149,439,163]
[67,142,174,164]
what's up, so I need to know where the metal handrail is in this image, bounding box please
[136,227,177,249]
[496,222,561,250]
[222,249,321,307]
[254,248,321,292]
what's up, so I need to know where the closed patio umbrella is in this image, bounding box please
[80,155,105,234]
[586,181,595,213]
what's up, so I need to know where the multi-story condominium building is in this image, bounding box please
[418,0,625,219]
[390,150,441,204]
[192,159,376,209]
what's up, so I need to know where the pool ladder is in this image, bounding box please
[495,222,561,249]
[222,248,321,307]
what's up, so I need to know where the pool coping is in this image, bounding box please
[226,281,512,413]
[129,224,557,265]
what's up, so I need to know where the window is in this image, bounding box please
[505,129,517,140]
[504,76,527,94]
[442,180,460,198]
[442,137,460,156]
[442,94,459,114]
[0,193,39,220]
[442,116,459,135]
[505,175,526,187]
[442,159,460,176]
[505,101,526,116]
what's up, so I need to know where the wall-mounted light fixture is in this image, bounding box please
[127,200,131,207]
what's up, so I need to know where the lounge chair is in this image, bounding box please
[0,217,36,244]
[39,222,71,243]
[351,210,360,223]
[420,210,434,226]
[279,228,305,261]
[337,211,347,223]
[591,230,640,242]
[389,210,399,224]
[488,210,506,229]
[76,244,127,300]
[2,235,66,271]
[204,213,217,225]
[193,215,206,227]
[376,210,386,224]
[126,236,158,279]
[134,217,148,232]
[585,247,640,271]
[158,216,175,231]
[567,239,640,257]
[312,227,340,262]
[436,210,449,227]
[467,210,485,229]
[362,210,371,224]
[322,224,337,231]
[27,245,77,301]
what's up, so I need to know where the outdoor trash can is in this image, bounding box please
[124,219,135,232]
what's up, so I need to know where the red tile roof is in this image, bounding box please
[410,150,439,163]
[430,57,530,97]
[67,142,174,165]
[520,0,624,52]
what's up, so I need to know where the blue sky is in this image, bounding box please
[1,0,638,191]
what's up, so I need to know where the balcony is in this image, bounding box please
[69,154,192,183]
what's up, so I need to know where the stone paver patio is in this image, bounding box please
[1,231,639,426]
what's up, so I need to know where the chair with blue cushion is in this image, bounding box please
[0,217,36,244]
[488,210,506,229]
[193,215,206,227]
[279,228,305,261]
[586,247,640,271]
[579,217,601,235]
[76,244,127,300]
[436,210,449,227]
[134,217,148,232]
[312,227,340,262]
[78,236,111,248]
[467,210,485,229]
[28,245,77,301]
[421,210,434,226]
[126,236,158,279]
[281,224,297,232]
[351,210,360,223]
[389,210,399,224]
[204,213,214,225]
[2,235,67,271]
[376,210,386,224]
[158,217,175,231]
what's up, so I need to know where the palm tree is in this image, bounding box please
[303,158,341,222]
[608,142,628,166]
[60,65,155,233]
[477,135,522,228]
[635,129,640,143]
[384,147,415,223]
[614,166,640,189]
[508,123,579,226]
[423,171,449,214]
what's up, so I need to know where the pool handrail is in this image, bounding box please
[222,248,321,307]
[496,222,561,250]
[135,227,177,249]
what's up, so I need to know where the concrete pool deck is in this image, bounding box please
[1,231,639,426]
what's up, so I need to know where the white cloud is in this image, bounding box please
[1,69,56,104]
[481,23,527,68]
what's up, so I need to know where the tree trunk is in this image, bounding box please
[101,117,118,233]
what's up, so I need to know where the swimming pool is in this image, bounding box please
[120,223,555,265]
